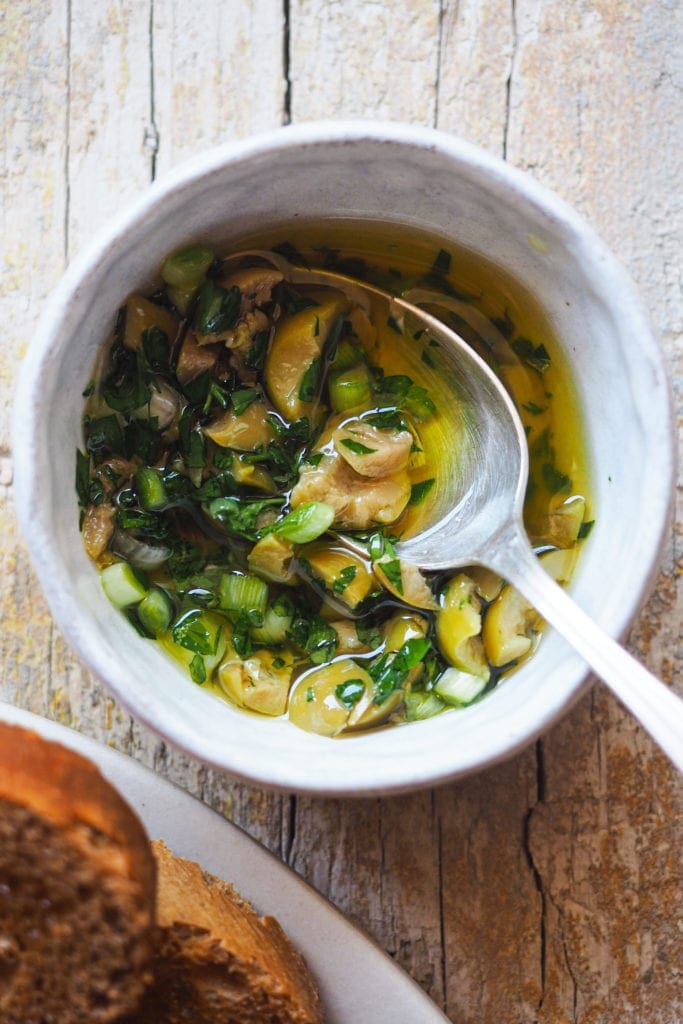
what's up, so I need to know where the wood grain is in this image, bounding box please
[1,2,680,1021]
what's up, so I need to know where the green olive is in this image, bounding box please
[265,297,347,420]
[205,401,274,451]
[436,574,490,680]
[482,548,578,667]
[217,649,294,717]
[303,545,376,609]
[289,659,374,737]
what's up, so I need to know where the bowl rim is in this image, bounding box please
[13,120,676,794]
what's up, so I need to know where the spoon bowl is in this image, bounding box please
[239,250,683,771]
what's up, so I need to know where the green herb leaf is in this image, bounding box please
[355,621,381,649]
[207,496,284,541]
[281,286,318,316]
[335,679,366,708]
[75,450,91,507]
[125,416,160,463]
[189,653,207,684]
[333,565,357,594]
[231,387,260,416]
[172,610,219,656]
[409,478,435,506]
[167,542,206,586]
[178,406,205,469]
[203,380,231,415]
[298,356,321,403]
[490,310,515,340]
[244,330,269,371]
[380,558,403,594]
[102,349,150,414]
[370,637,432,705]
[340,438,376,456]
[577,519,595,540]
[273,241,309,268]
[364,409,409,432]
[421,348,437,369]
[306,686,314,703]
[85,415,124,461]
[542,463,572,494]
[141,327,170,371]
[196,281,241,335]
[511,337,551,373]
[287,615,338,666]
[431,248,452,276]
[522,401,546,415]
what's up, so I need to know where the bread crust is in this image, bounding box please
[0,722,155,897]
[128,840,324,1023]
[0,723,157,1023]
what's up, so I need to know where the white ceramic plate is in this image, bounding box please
[0,703,448,1024]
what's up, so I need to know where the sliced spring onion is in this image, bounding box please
[161,245,213,287]
[251,603,293,644]
[101,561,148,609]
[219,572,268,618]
[328,365,372,412]
[332,339,361,372]
[137,588,174,637]
[136,466,167,511]
[273,502,334,544]
[404,692,447,721]
[434,668,487,706]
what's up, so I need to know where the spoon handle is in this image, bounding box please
[492,534,683,772]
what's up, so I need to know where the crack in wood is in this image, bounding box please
[433,0,446,128]
[148,0,159,181]
[433,789,448,1013]
[503,0,517,160]
[284,793,297,865]
[63,0,72,263]
[282,0,292,125]
[524,740,548,1014]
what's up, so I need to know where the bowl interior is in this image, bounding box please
[15,126,673,794]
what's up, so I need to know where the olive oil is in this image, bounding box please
[229,219,591,540]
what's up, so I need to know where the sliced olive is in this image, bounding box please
[122,294,179,352]
[247,534,296,584]
[289,659,374,737]
[217,648,294,716]
[482,548,578,667]
[264,297,347,421]
[374,558,437,611]
[436,574,490,680]
[302,545,376,609]
[205,401,274,451]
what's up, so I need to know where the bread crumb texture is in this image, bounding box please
[0,724,156,1023]
[123,840,325,1024]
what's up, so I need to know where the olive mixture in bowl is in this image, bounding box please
[77,229,592,738]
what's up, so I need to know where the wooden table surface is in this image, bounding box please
[2,3,681,1021]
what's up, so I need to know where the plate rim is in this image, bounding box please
[0,702,450,1023]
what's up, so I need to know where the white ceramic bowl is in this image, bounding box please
[14,123,674,795]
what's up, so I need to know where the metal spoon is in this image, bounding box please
[230,250,683,770]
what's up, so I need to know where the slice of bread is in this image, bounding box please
[0,723,156,1024]
[123,839,324,1024]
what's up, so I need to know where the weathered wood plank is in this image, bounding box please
[0,1,68,720]
[152,0,286,174]
[436,0,514,155]
[288,0,441,123]
[504,2,683,1021]
[1,3,680,1022]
